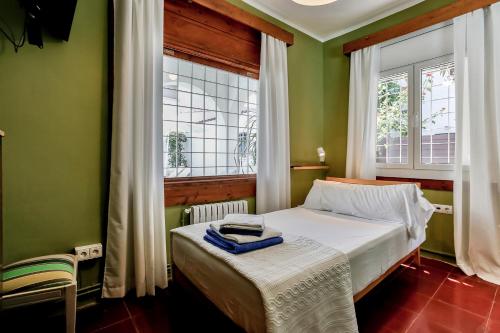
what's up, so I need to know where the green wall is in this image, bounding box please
[0,0,108,288]
[322,0,456,256]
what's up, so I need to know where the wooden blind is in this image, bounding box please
[164,0,261,78]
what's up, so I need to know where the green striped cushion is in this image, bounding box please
[2,255,76,295]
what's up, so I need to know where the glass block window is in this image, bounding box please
[376,72,410,165]
[420,62,455,165]
[163,56,258,178]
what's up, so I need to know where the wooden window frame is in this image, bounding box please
[162,0,294,206]
[376,176,453,191]
[343,0,500,55]
[164,174,256,207]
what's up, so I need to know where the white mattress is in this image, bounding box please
[172,207,425,332]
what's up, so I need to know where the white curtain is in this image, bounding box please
[256,33,290,214]
[345,45,380,179]
[454,4,500,285]
[102,0,168,298]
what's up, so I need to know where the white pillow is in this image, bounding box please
[303,180,434,239]
[302,179,324,210]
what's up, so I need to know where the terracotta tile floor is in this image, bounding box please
[2,257,499,333]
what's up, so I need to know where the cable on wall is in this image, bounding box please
[0,16,26,53]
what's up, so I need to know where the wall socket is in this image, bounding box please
[434,204,453,215]
[75,243,102,261]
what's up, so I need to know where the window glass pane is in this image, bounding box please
[205,96,216,110]
[163,105,177,121]
[163,55,258,177]
[228,73,238,87]
[192,124,203,138]
[205,139,216,152]
[163,73,177,89]
[192,138,203,152]
[239,76,248,89]
[217,84,228,99]
[229,87,238,100]
[420,62,455,165]
[228,100,238,114]
[376,72,409,165]
[217,98,228,112]
[163,89,177,105]
[249,78,258,92]
[249,91,258,104]
[217,70,229,85]
[164,57,178,74]
[204,111,216,124]
[228,127,238,141]
[178,76,191,92]
[192,153,204,167]
[192,94,204,109]
[205,82,216,97]
[193,63,205,80]
[192,109,204,123]
[228,113,238,127]
[178,60,192,77]
[206,67,216,82]
[178,122,191,137]
[192,168,204,176]
[178,91,191,107]
[192,79,204,94]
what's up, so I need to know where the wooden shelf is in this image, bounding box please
[291,164,329,171]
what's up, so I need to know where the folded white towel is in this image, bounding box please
[220,214,265,231]
[209,223,282,244]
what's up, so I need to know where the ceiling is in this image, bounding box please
[242,0,425,42]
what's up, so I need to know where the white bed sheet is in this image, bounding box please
[172,207,425,332]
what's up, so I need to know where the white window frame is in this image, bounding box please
[414,55,455,172]
[376,55,455,180]
[376,65,415,170]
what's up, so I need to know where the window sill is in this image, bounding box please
[376,168,454,181]
[164,175,256,207]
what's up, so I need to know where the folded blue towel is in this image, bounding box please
[204,228,283,254]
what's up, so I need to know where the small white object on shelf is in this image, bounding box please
[317,147,325,163]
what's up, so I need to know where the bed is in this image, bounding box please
[170,178,428,333]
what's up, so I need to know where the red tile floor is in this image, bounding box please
[2,257,499,333]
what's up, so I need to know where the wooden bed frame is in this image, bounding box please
[171,177,422,316]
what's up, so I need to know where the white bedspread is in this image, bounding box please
[172,223,359,333]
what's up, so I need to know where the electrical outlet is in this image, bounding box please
[434,204,453,215]
[75,243,102,261]
[89,243,103,259]
[75,246,91,261]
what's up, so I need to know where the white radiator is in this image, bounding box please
[189,200,248,224]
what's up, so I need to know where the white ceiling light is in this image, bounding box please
[291,0,337,6]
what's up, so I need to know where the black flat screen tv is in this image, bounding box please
[41,0,78,41]
[23,0,78,47]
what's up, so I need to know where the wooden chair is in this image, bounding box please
[1,254,78,333]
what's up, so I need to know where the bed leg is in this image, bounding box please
[414,248,421,266]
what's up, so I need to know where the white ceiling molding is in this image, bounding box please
[242,0,426,43]
[321,0,426,42]
[242,0,325,41]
